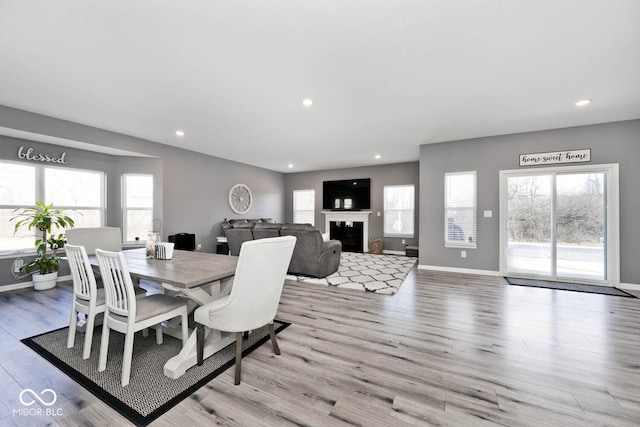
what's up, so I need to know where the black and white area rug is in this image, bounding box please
[505,277,636,298]
[286,252,416,295]
[22,321,290,426]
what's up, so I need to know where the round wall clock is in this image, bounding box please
[228,183,252,214]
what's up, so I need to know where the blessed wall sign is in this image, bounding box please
[17,146,68,164]
[519,149,590,167]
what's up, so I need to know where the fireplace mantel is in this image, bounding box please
[322,211,372,252]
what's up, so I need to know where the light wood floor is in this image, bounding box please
[1,268,640,426]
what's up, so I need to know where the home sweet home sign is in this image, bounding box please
[519,149,590,167]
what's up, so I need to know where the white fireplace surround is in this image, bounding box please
[322,210,372,251]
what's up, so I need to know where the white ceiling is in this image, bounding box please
[0,1,639,173]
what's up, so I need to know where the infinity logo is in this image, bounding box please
[19,389,57,407]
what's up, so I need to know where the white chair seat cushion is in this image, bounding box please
[76,288,107,306]
[110,295,187,323]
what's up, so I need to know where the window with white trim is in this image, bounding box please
[0,160,105,253]
[445,171,477,248]
[384,185,415,238]
[45,167,105,228]
[293,189,315,225]
[123,174,154,242]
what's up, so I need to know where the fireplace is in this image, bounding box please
[330,221,364,252]
[322,210,372,253]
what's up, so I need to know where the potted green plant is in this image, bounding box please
[11,201,75,290]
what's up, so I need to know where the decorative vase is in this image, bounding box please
[146,231,161,258]
[32,271,58,291]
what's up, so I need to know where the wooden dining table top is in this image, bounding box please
[90,248,239,289]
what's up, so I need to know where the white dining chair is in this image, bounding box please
[66,244,106,359]
[194,235,296,385]
[95,249,189,387]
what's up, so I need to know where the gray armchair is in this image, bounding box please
[280,224,342,278]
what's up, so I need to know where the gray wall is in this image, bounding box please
[284,162,420,252]
[147,143,285,250]
[419,119,640,284]
[0,106,285,288]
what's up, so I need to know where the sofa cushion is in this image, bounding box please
[253,222,281,239]
[231,222,254,229]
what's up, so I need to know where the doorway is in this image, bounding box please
[499,164,619,286]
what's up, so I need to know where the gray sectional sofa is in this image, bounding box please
[222,219,342,278]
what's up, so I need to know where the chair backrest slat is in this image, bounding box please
[96,249,137,319]
[66,244,97,304]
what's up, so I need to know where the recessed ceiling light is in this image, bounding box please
[575,99,592,107]
[374,154,381,159]
[175,130,185,137]
[287,164,294,169]
[302,98,313,107]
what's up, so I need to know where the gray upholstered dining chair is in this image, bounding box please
[66,244,106,359]
[95,249,189,387]
[66,227,122,254]
[194,235,296,385]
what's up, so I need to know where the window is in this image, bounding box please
[293,189,315,225]
[45,167,105,228]
[384,185,415,238]
[0,160,105,253]
[445,171,477,248]
[0,162,37,252]
[123,174,154,242]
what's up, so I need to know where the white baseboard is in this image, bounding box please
[0,274,71,293]
[415,268,640,288]
[382,250,406,255]
[418,264,502,277]
[618,282,640,291]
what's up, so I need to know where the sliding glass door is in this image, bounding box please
[556,172,606,281]
[505,175,553,277]
[500,164,618,285]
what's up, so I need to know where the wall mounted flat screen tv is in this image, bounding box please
[323,178,371,210]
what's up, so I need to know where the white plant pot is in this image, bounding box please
[32,271,58,291]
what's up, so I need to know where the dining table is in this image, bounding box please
[90,248,239,379]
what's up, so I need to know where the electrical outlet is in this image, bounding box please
[377,211,381,217]
[197,244,202,251]
[461,250,467,258]
[12,258,23,273]
[401,239,406,245]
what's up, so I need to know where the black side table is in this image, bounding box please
[216,242,229,255]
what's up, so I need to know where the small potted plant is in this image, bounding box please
[11,201,75,290]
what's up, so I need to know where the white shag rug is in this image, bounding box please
[286,252,416,295]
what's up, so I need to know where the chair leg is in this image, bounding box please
[268,322,281,355]
[181,312,188,347]
[82,312,96,359]
[98,325,110,372]
[121,332,135,387]
[234,332,243,385]
[67,307,77,348]
[155,324,163,344]
[196,326,204,366]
